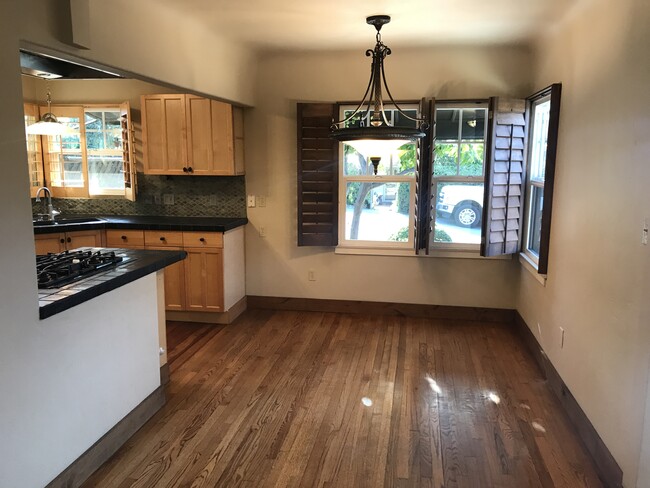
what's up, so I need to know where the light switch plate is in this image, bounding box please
[247,195,256,208]
[163,194,174,205]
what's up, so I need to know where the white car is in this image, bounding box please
[436,184,484,228]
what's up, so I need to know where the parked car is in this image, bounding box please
[436,184,484,228]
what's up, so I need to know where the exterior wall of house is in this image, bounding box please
[517,0,650,484]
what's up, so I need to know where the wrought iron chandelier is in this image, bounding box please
[330,15,427,173]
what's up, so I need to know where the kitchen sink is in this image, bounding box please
[33,217,104,226]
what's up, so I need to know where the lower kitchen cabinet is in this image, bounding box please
[35,230,104,254]
[184,248,224,312]
[146,246,186,311]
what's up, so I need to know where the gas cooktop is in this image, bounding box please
[36,249,127,289]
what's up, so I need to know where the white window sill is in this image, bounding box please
[519,253,547,286]
[335,246,512,260]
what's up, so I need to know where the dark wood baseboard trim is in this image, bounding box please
[45,386,166,488]
[160,363,170,385]
[513,312,623,488]
[247,296,514,323]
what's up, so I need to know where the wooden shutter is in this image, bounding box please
[533,83,562,274]
[480,97,526,256]
[414,98,435,253]
[120,102,137,202]
[24,103,44,198]
[297,103,339,246]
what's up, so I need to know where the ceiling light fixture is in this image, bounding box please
[26,83,70,136]
[330,15,427,174]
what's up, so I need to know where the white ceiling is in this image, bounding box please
[150,0,579,51]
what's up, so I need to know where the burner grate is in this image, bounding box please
[36,250,125,289]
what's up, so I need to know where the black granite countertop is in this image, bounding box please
[33,215,248,235]
[38,247,187,320]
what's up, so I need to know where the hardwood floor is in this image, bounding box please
[82,311,603,488]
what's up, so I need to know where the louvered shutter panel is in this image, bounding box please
[414,98,435,253]
[480,97,526,256]
[120,102,137,202]
[297,103,339,246]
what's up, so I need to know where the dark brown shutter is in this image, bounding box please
[533,83,562,274]
[297,103,339,246]
[414,98,435,253]
[480,97,527,256]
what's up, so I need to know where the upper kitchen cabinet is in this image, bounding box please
[141,94,245,176]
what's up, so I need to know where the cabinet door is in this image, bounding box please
[35,234,65,255]
[184,248,223,311]
[142,95,187,175]
[210,100,235,175]
[186,95,214,175]
[233,106,245,175]
[66,230,104,250]
[146,246,185,311]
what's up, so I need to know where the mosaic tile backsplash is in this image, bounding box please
[32,175,247,218]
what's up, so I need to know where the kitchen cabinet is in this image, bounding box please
[34,230,104,255]
[142,94,244,176]
[184,247,224,312]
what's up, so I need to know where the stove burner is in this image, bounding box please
[36,249,125,289]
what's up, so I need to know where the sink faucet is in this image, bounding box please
[34,187,60,221]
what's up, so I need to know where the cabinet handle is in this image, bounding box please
[199,237,205,242]
[188,166,193,173]
[160,236,166,241]
[67,237,72,243]
[121,235,127,240]
[182,167,188,173]
[60,238,65,244]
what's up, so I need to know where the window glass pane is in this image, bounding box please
[458,143,485,176]
[345,181,410,242]
[85,108,125,194]
[62,154,84,187]
[433,143,458,176]
[343,142,416,176]
[460,109,486,140]
[530,100,551,181]
[527,185,544,255]
[436,109,460,140]
[434,182,484,244]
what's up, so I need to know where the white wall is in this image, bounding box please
[517,0,650,485]
[244,46,531,307]
[0,1,258,486]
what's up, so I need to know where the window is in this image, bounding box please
[23,103,44,198]
[338,105,418,249]
[36,103,136,200]
[522,85,561,273]
[431,103,487,249]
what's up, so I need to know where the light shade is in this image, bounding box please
[26,113,72,136]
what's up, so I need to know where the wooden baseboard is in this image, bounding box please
[160,363,170,385]
[247,296,514,323]
[45,386,166,488]
[166,296,247,324]
[513,312,623,488]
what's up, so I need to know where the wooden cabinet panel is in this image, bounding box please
[142,95,187,174]
[142,94,243,176]
[35,234,65,255]
[184,248,223,312]
[144,230,183,247]
[106,229,145,248]
[67,230,103,249]
[182,231,223,248]
[147,246,185,311]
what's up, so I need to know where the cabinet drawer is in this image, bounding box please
[182,231,223,248]
[144,230,184,247]
[106,229,145,247]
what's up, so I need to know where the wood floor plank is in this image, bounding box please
[82,312,604,488]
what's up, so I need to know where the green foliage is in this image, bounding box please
[389,226,453,243]
[397,183,409,214]
[433,143,484,176]
[434,228,452,242]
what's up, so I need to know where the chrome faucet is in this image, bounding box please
[34,187,60,221]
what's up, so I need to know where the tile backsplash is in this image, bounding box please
[32,175,246,218]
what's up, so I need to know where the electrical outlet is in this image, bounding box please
[153,193,161,205]
[247,195,256,208]
[163,193,174,205]
[257,196,266,207]
[308,269,316,281]
[259,226,266,237]
[209,194,218,206]
[642,218,648,245]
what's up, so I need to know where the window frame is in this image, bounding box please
[430,100,489,253]
[336,103,419,251]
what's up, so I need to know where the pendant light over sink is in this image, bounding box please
[26,83,71,136]
[330,15,427,174]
